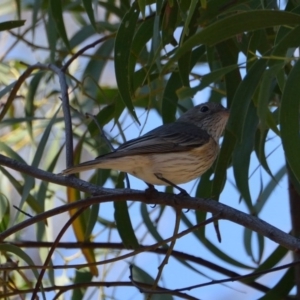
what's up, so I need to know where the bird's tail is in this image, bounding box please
[61,159,105,175]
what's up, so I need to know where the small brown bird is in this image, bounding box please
[62,102,229,192]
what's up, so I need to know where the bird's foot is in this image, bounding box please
[177,188,189,196]
[145,183,159,206]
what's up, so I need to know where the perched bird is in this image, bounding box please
[62,102,229,193]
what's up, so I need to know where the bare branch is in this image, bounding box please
[0,153,299,252]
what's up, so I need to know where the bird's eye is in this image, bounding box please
[200,105,209,112]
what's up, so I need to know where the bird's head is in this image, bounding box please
[177,102,229,142]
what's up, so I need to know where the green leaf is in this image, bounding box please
[180,0,199,44]
[163,10,300,72]
[82,39,115,98]
[0,141,27,171]
[37,145,64,212]
[176,64,238,100]
[0,81,16,100]
[227,58,267,141]
[45,7,58,62]
[254,165,286,214]
[71,268,93,300]
[215,39,241,104]
[256,65,282,130]
[254,128,275,180]
[114,173,139,249]
[131,265,173,299]
[244,228,264,264]
[32,106,60,168]
[211,129,236,200]
[0,193,10,232]
[141,203,164,243]
[232,101,258,211]
[198,0,249,24]
[129,17,155,92]
[32,0,42,38]
[250,244,287,281]
[162,72,181,124]
[0,166,42,214]
[137,0,146,19]
[49,0,71,50]
[114,3,140,123]
[259,268,294,300]
[280,59,300,183]
[82,0,97,31]
[114,201,139,249]
[0,20,25,31]
[195,170,214,236]
[98,1,124,19]
[161,1,179,46]
[25,71,45,139]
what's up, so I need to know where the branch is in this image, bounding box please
[2,281,196,300]
[4,241,271,293]
[47,64,73,167]
[151,208,182,292]
[0,154,299,252]
[130,260,299,297]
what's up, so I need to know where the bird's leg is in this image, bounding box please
[145,183,159,207]
[154,173,188,195]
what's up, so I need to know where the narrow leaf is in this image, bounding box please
[163,10,300,72]
[280,59,300,183]
[49,0,71,50]
[82,0,97,31]
[114,200,139,249]
[114,4,140,123]
[227,58,267,141]
[0,20,25,31]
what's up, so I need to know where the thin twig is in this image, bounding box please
[85,112,131,188]
[85,113,115,151]
[13,205,33,218]
[129,265,198,300]
[61,33,116,72]
[0,239,271,293]
[47,64,74,168]
[31,206,88,300]
[134,260,300,296]
[150,208,182,297]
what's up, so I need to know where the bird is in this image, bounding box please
[62,102,229,193]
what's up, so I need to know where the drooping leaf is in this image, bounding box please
[114,173,139,249]
[49,0,71,50]
[280,59,300,183]
[163,10,300,72]
[0,20,25,31]
[0,193,10,232]
[82,0,97,31]
[114,3,140,123]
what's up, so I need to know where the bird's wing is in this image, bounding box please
[96,122,212,159]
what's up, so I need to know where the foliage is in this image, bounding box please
[0,0,300,299]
